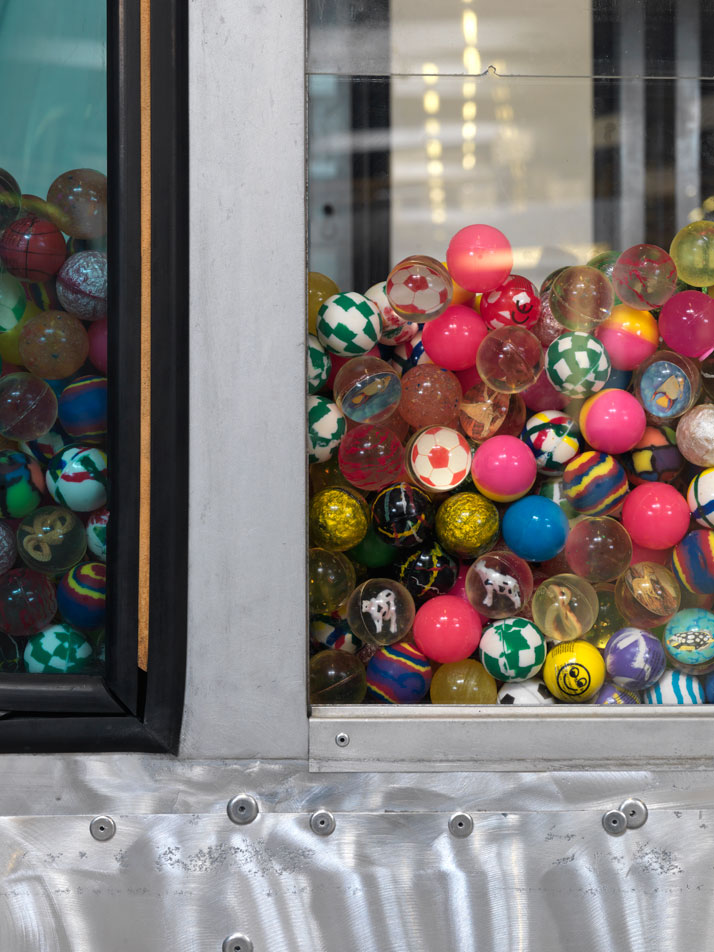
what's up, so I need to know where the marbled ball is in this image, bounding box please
[58,375,107,443]
[603,627,666,690]
[562,452,629,516]
[366,641,433,703]
[57,562,106,630]
[0,450,45,518]
[46,446,108,512]
[86,507,109,562]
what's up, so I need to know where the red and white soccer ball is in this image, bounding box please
[386,256,452,321]
[480,274,541,331]
[408,426,472,491]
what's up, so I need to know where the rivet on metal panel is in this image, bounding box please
[227,794,259,825]
[335,732,350,747]
[310,810,336,836]
[448,813,474,837]
[89,815,116,841]
[602,809,627,836]
[619,797,648,829]
[222,934,253,952]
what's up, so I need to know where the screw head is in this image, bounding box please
[448,813,474,838]
[602,809,627,836]
[222,934,253,952]
[227,794,259,826]
[310,810,336,836]
[335,732,350,747]
[89,815,116,841]
[619,797,648,829]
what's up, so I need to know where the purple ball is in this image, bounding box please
[592,682,641,705]
[604,627,666,690]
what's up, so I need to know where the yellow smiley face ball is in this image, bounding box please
[542,640,606,702]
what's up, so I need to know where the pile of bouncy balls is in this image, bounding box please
[0,168,108,677]
[308,221,714,706]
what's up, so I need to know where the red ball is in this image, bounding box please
[88,318,107,374]
[412,594,482,662]
[621,483,691,550]
[421,304,488,371]
[0,215,67,282]
[630,541,672,566]
[479,274,541,331]
[521,371,569,412]
[446,224,513,293]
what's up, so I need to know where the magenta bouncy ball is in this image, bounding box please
[658,290,714,359]
[446,224,513,293]
[579,388,646,455]
[471,435,537,503]
[421,305,488,370]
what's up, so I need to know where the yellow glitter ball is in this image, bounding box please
[435,491,499,559]
[309,486,369,551]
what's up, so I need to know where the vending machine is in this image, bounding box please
[0,1,713,949]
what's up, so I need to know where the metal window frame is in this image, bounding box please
[0,0,188,753]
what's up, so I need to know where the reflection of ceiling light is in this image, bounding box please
[426,139,442,158]
[462,122,477,140]
[463,46,481,74]
[703,195,714,212]
[462,81,476,98]
[496,105,514,121]
[427,160,444,176]
[423,91,440,114]
[462,154,476,170]
[463,140,475,154]
[430,187,445,202]
[462,10,478,44]
[422,62,439,85]
[462,101,477,121]
[431,208,447,224]
[425,119,440,136]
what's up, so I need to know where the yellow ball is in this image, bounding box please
[309,486,369,552]
[430,659,497,704]
[435,491,499,559]
[542,640,605,702]
[308,272,340,334]
[670,220,714,288]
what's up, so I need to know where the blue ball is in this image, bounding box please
[606,367,632,390]
[501,495,569,562]
[701,670,714,703]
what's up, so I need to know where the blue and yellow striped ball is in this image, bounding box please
[58,375,107,443]
[57,561,106,629]
[562,451,629,516]
[671,529,714,594]
[366,641,432,703]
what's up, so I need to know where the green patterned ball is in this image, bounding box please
[479,616,547,681]
[308,334,331,394]
[545,332,611,396]
[316,292,382,357]
[308,395,345,464]
[24,622,93,674]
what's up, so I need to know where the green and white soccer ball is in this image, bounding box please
[308,394,345,464]
[24,622,93,674]
[316,292,382,356]
[545,332,611,396]
[479,616,547,681]
[308,334,331,394]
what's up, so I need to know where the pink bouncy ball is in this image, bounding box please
[421,305,488,371]
[446,225,513,293]
[658,290,714,359]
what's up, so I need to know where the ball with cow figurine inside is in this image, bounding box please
[464,549,533,619]
[346,578,415,647]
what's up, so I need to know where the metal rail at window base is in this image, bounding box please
[309,705,714,772]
